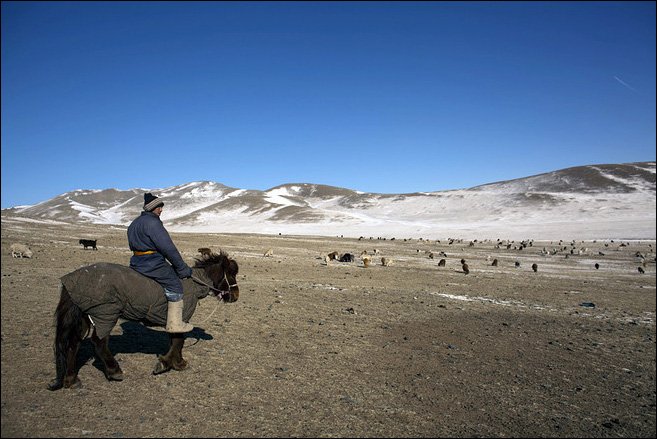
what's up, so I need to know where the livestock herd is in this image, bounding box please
[8,236,654,276]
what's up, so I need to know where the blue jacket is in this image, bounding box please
[127,211,192,294]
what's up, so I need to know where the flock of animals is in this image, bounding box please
[305,238,654,275]
[8,237,654,276]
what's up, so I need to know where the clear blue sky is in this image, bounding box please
[2,1,655,208]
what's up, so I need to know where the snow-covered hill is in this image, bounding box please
[3,162,655,240]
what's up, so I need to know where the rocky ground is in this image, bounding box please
[1,216,655,437]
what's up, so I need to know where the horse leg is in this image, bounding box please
[91,331,124,381]
[153,334,187,375]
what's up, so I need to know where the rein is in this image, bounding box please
[191,273,237,301]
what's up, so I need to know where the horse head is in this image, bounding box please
[193,251,239,302]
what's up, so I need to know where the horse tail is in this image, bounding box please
[49,284,89,390]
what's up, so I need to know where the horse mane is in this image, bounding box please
[193,250,231,268]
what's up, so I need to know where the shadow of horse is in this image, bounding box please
[77,321,213,377]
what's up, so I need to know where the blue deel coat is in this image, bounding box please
[127,211,192,294]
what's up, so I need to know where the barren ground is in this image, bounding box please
[1,217,655,438]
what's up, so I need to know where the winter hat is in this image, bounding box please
[143,193,164,211]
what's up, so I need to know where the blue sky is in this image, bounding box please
[2,1,655,208]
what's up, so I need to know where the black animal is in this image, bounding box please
[79,239,97,250]
[462,263,470,275]
[491,259,498,267]
[638,266,645,274]
[48,252,239,391]
[532,263,538,272]
[595,263,600,270]
[339,253,354,263]
[437,259,446,267]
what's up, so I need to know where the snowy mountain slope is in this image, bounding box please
[3,162,655,240]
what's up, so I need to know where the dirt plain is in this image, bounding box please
[1,216,655,438]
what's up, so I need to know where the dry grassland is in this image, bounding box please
[1,217,655,437]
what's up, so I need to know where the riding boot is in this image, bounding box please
[165,300,194,333]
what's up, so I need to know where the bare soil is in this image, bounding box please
[1,217,655,438]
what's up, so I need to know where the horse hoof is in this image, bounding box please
[64,378,82,389]
[153,358,171,375]
[47,379,63,391]
[172,359,188,371]
[106,370,124,381]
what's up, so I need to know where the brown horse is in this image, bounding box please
[48,252,239,391]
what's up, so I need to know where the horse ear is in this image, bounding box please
[228,259,239,275]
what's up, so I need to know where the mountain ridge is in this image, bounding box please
[3,161,655,240]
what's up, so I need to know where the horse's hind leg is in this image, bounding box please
[91,332,124,381]
[153,334,187,375]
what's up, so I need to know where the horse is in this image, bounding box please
[48,251,239,391]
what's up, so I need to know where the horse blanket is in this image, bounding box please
[60,263,211,339]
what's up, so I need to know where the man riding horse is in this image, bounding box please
[127,193,193,333]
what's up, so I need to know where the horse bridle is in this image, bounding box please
[192,272,237,300]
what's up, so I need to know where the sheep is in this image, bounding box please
[532,263,538,272]
[263,248,274,257]
[362,256,371,268]
[10,243,33,258]
[462,263,470,275]
[437,259,446,267]
[381,257,393,267]
[327,251,340,261]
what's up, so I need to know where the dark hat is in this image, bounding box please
[143,193,164,211]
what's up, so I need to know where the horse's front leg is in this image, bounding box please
[91,331,124,381]
[153,334,187,375]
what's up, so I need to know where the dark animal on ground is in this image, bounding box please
[491,259,498,266]
[48,251,240,391]
[339,253,354,263]
[532,263,538,272]
[79,239,97,250]
[462,263,470,275]
[595,263,600,270]
[638,266,645,274]
[197,247,212,257]
[327,251,339,260]
[515,261,520,268]
[438,259,446,267]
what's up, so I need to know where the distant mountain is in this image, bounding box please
[2,162,655,240]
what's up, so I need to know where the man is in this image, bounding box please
[127,193,193,332]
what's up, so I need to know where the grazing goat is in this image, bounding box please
[339,253,354,263]
[437,259,446,267]
[532,263,538,272]
[79,239,97,250]
[491,259,498,266]
[11,243,33,258]
[462,263,470,275]
[637,266,645,274]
